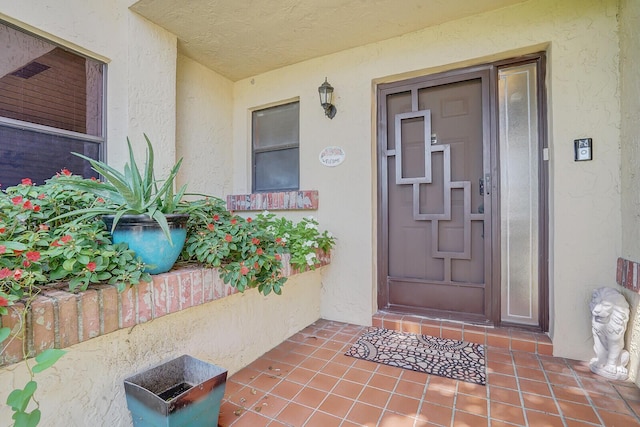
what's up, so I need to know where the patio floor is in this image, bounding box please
[218,319,640,426]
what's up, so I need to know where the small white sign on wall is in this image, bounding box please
[319,146,346,167]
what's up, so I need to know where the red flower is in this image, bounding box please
[207,223,215,231]
[13,269,23,280]
[51,240,61,247]
[251,238,260,245]
[256,248,264,255]
[60,235,73,243]
[21,178,32,186]
[230,218,237,225]
[61,168,72,176]
[13,250,23,256]
[96,197,105,203]
[26,251,40,262]
[240,265,250,276]
[0,268,11,279]
[37,193,46,200]
[247,217,253,223]
[86,262,97,272]
[0,227,5,234]
[39,224,49,231]
[225,234,233,243]
[275,237,283,244]
[23,260,31,268]
[213,214,220,221]
[90,177,98,181]
[275,254,282,261]
[254,262,259,270]
[0,296,8,307]
[33,205,41,212]
[11,196,23,205]
[22,200,33,210]
[0,245,5,254]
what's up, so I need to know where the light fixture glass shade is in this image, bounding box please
[318,78,336,119]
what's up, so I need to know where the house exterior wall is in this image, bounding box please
[0,0,178,174]
[176,54,234,197]
[618,0,640,386]
[232,0,622,361]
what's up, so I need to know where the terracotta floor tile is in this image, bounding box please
[452,409,489,427]
[228,410,271,426]
[457,381,487,397]
[367,373,398,391]
[400,368,429,384]
[307,372,339,392]
[278,351,307,367]
[487,360,516,376]
[378,411,417,426]
[343,367,374,384]
[249,373,282,393]
[375,363,405,377]
[455,393,488,416]
[490,401,525,425]
[304,411,342,427]
[547,372,580,387]
[320,361,350,378]
[557,400,600,424]
[487,372,518,389]
[284,367,316,385]
[294,386,328,409]
[526,410,565,427]
[357,386,391,408]
[522,392,560,414]
[298,356,327,371]
[346,401,384,426]
[597,408,640,426]
[332,379,365,399]
[516,366,546,382]
[226,385,263,408]
[311,347,338,360]
[588,391,634,414]
[252,394,288,418]
[275,401,313,426]
[423,386,456,407]
[318,394,354,418]
[395,378,426,398]
[386,394,420,415]
[230,367,262,385]
[292,343,320,356]
[489,385,522,406]
[551,384,589,404]
[419,402,453,425]
[270,379,303,400]
[519,378,552,396]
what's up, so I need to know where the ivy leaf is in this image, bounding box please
[7,381,37,411]
[32,349,66,373]
[13,409,41,427]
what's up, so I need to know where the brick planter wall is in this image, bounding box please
[0,251,330,366]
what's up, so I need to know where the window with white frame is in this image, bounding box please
[0,21,105,187]
[252,101,299,192]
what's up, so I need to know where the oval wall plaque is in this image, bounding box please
[319,146,345,167]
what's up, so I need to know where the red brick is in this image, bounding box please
[1,302,26,365]
[136,281,152,323]
[120,285,137,328]
[152,276,168,318]
[636,263,640,292]
[192,270,203,306]
[45,290,79,348]
[616,257,624,286]
[167,273,181,314]
[202,268,214,302]
[625,260,634,290]
[30,295,55,356]
[78,289,100,341]
[96,285,119,334]
[180,271,193,310]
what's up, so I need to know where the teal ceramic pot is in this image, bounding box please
[102,214,189,274]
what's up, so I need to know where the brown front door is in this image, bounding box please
[378,68,495,323]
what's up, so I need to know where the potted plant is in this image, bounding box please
[55,135,188,274]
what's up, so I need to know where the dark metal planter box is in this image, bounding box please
[124,355,227,427]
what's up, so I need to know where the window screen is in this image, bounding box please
[252,102,299,192]
[0,22,104,187]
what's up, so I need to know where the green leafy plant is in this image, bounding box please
[53,134,187,243]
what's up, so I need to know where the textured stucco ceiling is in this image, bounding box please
[130,0,528,81]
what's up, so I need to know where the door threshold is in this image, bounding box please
[373,310,552,356]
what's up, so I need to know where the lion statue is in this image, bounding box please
[589,287,630,380]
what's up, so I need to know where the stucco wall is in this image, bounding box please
[176,54,234,197]
[618,0,640,386]
[231,0,621,361]
[0,0,178,174]
[0,270,323,426]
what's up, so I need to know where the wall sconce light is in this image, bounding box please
[318,77,337,119]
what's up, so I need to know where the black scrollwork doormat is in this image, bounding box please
[345,327,486,385]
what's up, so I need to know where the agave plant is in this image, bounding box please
[53,134,187,243]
